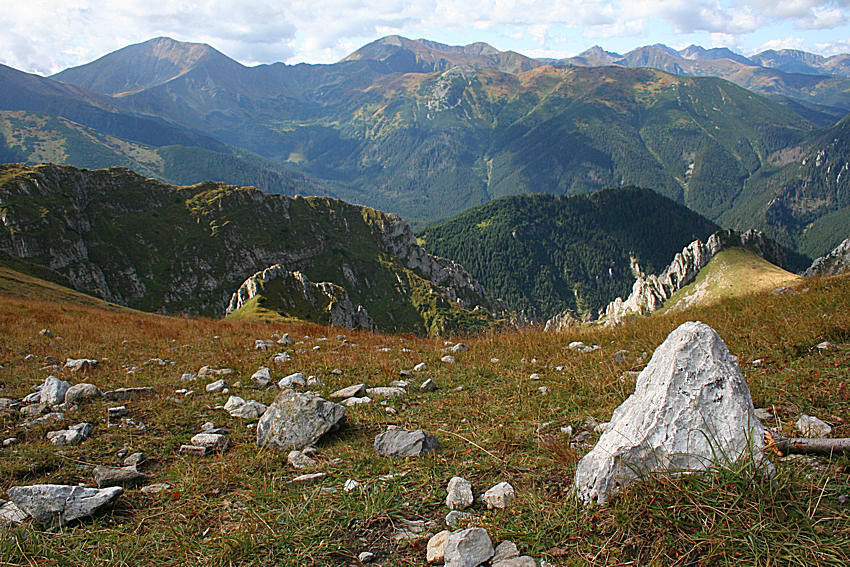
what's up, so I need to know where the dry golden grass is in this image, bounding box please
[0,271,849,566]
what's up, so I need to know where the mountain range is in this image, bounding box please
[1,35,849,257]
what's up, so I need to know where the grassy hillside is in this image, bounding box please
[0,164,493,335]
[418,187,719,318]
[0,259,847,565]
[659,247,801,313]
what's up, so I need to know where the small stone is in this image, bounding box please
[420,378,438,393]
[538,386,549,395]
[291,472,326,484]
[391,379,410,388]
[255,339,273,351]
[568,341,586,351]
[493,557,536,566]
[93,465,150,488]
[445,510,475,528]
[251,367,272,388]
[795,415,832,438]
[190,433,229,451]
[8,484,123,527]
[427,530,451,563]
[343,396,373,406]
[443,527,494,567]
[490,358,500,363]
[330,384,367,399]
[446,476,474,510]
[441,355,456,364]
[287,450,318,469]
[180,373,197,382]
[374,429,439,457]
[816,341,833,350]
[414,362,427,371]
[279,372,306,389]
[331,368,343,375]
[365,387,406,399]
[40,376,70,406]
[20,403,48,418]
[206,379,227,393]
[482,482,515,509]
[178,445,207,456]
[343,479,362,492]
[278,333,293,345]
[123,452,146,467]
[0,501,27,525]
[307,375,323,387]
[529,373,540,380]
[451,343,469,353]
[3,438,18,447]
[103,387,155,401]
[64,358,98,373]
[140,483,172,495]
[358,551,375,563]
[492,541,520,562]
[271,352,291,365]
[39,328,51,337]
[108,406,128,419]
[64,383,102,404]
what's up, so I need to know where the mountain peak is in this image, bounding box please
[51,36,242,96]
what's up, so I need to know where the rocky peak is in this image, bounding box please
[804,236,850,276]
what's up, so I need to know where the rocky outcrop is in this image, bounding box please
[545,229,789,330]
[574,321,770,505]
[804,236,850,276]
[226,265,374,330]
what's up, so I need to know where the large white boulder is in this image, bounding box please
[574,321,769,505]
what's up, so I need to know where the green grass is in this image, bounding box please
[0,267,848,565]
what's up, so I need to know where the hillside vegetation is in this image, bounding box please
[0,262,847,565]
[0,164,494,335]
[418,188,720,318]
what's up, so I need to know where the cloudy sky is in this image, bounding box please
[4,0,850,75]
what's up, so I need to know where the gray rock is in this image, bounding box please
[374,429,439,457]
[574,321,770,505]
[343,396,372,406]
[0,501,27,525]
[482,482,515,509]
[178,445,207,456]
[795,415,832,438]
[291,472,327,484]
[278,333,293,345]
[20,403,48,418]
[46,423,92,446]
[64,358,98,373]
[8,484,123,527]
[271,352,291,366]
[443,527,494,567]
[279,372,306,389]
[22,392,41,404]
[420,378,438,392]
[205,379,227,393]
[64,383,102,404]
[140,483,172,495]
[492,541,519,562]
[493,557,536,567]
[445,510,476,528]
[365,386,406,399]
[40,376,70,406]
[754,408,774,421]
[330,384,367,399]
[251,367,272,388]
[123,452,146,467]
[358,551,375,563]
[441,355,456,364]
[256,389,346,451]
[451,343,469,353]
[23,412,66,428]
[427,530,451,563]
[108,406,128,419]
[3,438,18,447]
[446,476,474,510]
[190,433,229,451]
[287,450,318,469]
[93,465,150,488]
[103,387,155,401]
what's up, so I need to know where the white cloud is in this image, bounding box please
[756,36,807,51]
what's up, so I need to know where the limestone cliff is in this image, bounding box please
[545,229,790,330]
[804,236,850,276]
[226,265,375,331]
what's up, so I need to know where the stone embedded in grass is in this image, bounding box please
[343,396,372,406]
[482,482,515,509]
[574,321,770,506]
[64,358,98,373]
[443,527,494,567]
[343,479,362,492]
[365,386,406,399]
[178,445,208,456]
[223,396,267,419]
[123,452,146,467]
[441,355,456,364]
[93,465,150,488]
[271,352,291,366]
[40,376,70,406]
[256,389,346,451]
[104,387,155,401]
[0,501,27,526]
[205,379,227,393]
[374,428,439,457]
[330,384,367,399]
[446,477,474,510]
[140,483,172,495]
[795,414,832,437]
[190,433,229,452]
[291,472,326,484]
[445,510,476,528]
[64,383,102,404]
[492,556,537,566]
[8,484,123,528]
[278,333,293,345]
[108,406,128,419]
[420,378,437,392]
[255,339,274,351]
[451,343,469,353]
[20,403,48,418]
[414,362,427,371]
[279,372,306,389]
[492,540,519,562]
[46,422,92,446]
[251,367,272,388]
[287,450,317,469]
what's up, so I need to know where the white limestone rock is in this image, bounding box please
[795,415,832,438]
[446,476,474,510]
[279,372,306,389]
[40,376,70,406]
[574,321,770,505]
[443,527,494,567]
[251,367,272,388]
[64,383,102,404]
[8,484,123,527]
[256,389,346,451]
[427,530,451,563]
[482,482,515,509]
[374,429,439,457]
